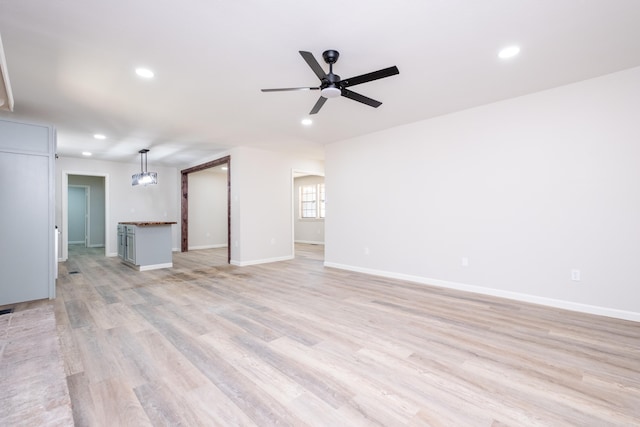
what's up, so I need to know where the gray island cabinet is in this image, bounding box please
[117,222,176,271]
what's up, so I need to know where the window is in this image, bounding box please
[318,183,325,218]
[300,185,317,218]
[300,183,325,219]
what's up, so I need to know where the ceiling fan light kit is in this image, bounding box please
[261,49,399,114]
[321,86,341,98]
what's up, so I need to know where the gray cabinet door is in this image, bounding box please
[125,228,136,264]
[117,225,125,258]
[0,152,51,304]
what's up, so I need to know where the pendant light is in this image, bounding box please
[132,149,157,186]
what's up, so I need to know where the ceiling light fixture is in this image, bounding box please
[132,149,157,186]
[301,118,313,126]
[82,152,92,156]
[498,45,520,59]
[135,67,154,78]
[93,134,106,140]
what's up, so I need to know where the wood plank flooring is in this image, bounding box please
[0,305,74,425]
[9,244,640,426]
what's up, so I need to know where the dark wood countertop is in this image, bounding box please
[118,221,177,226]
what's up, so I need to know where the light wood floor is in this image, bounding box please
[0,304,73,425]
[11,244,640,426]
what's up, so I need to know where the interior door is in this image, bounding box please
[68,186,87,246]
[0,152,50,304]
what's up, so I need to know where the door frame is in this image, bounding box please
[180,155,231,263]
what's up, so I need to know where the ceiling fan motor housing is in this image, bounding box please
[320,57,342,97]
[323,73,340,84]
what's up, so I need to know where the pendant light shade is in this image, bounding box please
[132,149,157,186]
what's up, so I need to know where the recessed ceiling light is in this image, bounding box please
[498,46,520,59]
[82,152,92,156]
[301,118,313,126]
[221,166,228,171]
[93,134,106,140]
[135,67,154,78]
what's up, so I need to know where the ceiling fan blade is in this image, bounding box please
[341,66,399,88]
[261,87,320,92]
[299,51,327,81]
[309,96,328,115]
[341,89,382,108]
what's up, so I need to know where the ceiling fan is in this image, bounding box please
[261,50,399,115]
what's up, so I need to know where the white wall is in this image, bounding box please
[57,150,324,265]
[56,156,180,258]
[188,167,228,250]
[325,66,640,321]
[294,175,325,244]
[230,147,324,265]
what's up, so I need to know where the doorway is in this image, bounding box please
[180,156,231,263]
[187,165,228,251]
[61,172,109,261]
[292,170,325,261]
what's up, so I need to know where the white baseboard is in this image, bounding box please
[231,254,294,267]
[323,262,640,322]
[68,242,104,248]
[295,240,325,245]
[188,244,228,250]
[138,262,173,271]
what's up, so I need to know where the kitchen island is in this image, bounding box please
[117,221,176,271]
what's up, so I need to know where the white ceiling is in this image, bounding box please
[1,0,639,168]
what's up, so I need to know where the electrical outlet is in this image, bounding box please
[571,269,581,281]
[461,257,469,267]
[364,247,370,256]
